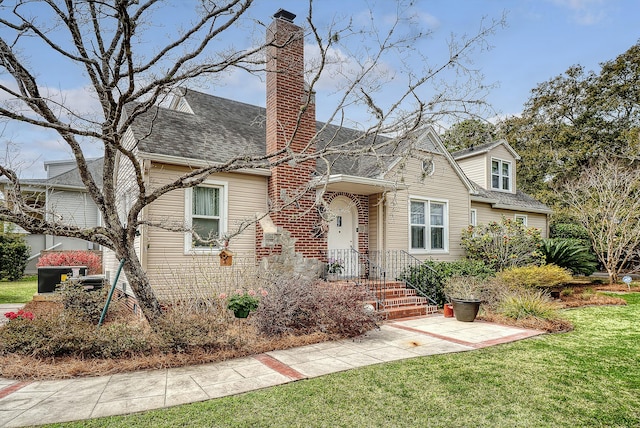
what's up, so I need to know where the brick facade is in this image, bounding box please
[325,192,370,255]
[258,12,327,260]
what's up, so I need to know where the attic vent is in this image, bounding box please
[422,158,435,176]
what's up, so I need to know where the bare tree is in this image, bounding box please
[563,159,640,283]
[0,0,504,324]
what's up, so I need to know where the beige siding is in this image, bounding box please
[144,163,267,295]
[368,194,380,253]
[456,157,486,188]
[471,201,549,238]
[383,153,471,261]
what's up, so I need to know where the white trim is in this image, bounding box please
[470,209,477,226]
[492,204,553,214]
[491,157,513,192]
[408,195,449,254]
[515,214,528,226]
[184,179,229,255]
[453,139,521,161]
[139,152,271,177]
[313,174,403,194]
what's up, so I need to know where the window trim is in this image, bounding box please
[514,214,528,226]
[491,158,512,192]
[184,180,228,254]
[408,196,449,254]
[470,209,477,226]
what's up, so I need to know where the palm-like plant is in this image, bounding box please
[541,238,597,276]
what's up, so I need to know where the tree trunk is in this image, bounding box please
[118,244,163,325]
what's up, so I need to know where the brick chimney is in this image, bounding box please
[260,9,323,258]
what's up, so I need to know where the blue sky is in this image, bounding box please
[1,0,639,178]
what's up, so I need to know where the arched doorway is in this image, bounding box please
[327,196,358,277]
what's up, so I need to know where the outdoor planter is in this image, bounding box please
[234,308,250,319]
[451,298,481,322]
[444,303,454,318]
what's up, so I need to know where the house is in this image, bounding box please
[0,158,103,273]
[103,9,550,314]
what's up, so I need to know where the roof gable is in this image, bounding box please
[451,139,521,161]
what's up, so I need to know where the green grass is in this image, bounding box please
[0,276,37,303]
[49,294,640,427]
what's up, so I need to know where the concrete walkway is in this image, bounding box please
[0,315,544,427]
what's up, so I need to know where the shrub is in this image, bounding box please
[313,283,382,337]
[461,217,545,271]
[541,238,597,276]
[497,290,560,320]
[253,277,380,337]
[0,301,152,358]
[37,250,102,275]
[560,288,574,297]
[92,322,153,358]
[399,260,495,307]
[57,280,109,324]
[550,222,590,242]
[253,278,321,336]
[0,233,29,280]
[155,308,235,353]
[496,264,573,290]
[443,276,485,301]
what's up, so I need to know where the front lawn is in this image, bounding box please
[52,293,640,427]
[0,276,37,304]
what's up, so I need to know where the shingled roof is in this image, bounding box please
[470,181,551,213]
[44,158,104,190]
[451,140,520,161]
[126,88,444,179]
[0,158,103,191]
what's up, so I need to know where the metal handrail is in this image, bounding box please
[399,250,439,306]
[350,247,387,307]
[325,248,387,309]
[326,248,441,308]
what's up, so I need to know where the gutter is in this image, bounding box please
[138,152,271,177]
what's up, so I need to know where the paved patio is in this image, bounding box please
[0,315,544,427]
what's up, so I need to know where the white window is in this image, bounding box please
[410,198,448,252]
[491,158,512,191]
[515,214,528,226]
[470,209,477,226]
[185,181,228,253]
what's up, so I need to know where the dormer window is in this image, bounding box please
[491,158,512,191]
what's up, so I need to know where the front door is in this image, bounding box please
[327,196,358,277]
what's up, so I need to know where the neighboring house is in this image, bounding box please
[103,10,550,308]
[0,158,103,273]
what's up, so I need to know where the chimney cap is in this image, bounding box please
[273,9,296,23]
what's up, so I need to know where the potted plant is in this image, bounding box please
[326,258,344,281]
[443,276,484,322]
[225,289,260,318]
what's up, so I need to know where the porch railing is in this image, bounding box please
[368,250,439,306]
[326,248,387,309]
[325,248,440,307]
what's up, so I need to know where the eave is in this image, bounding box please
[138,152,271,177]
[313,174,404,195]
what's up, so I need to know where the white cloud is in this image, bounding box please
[549,0,607,25]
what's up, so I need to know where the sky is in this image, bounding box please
[1,0,639,179]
